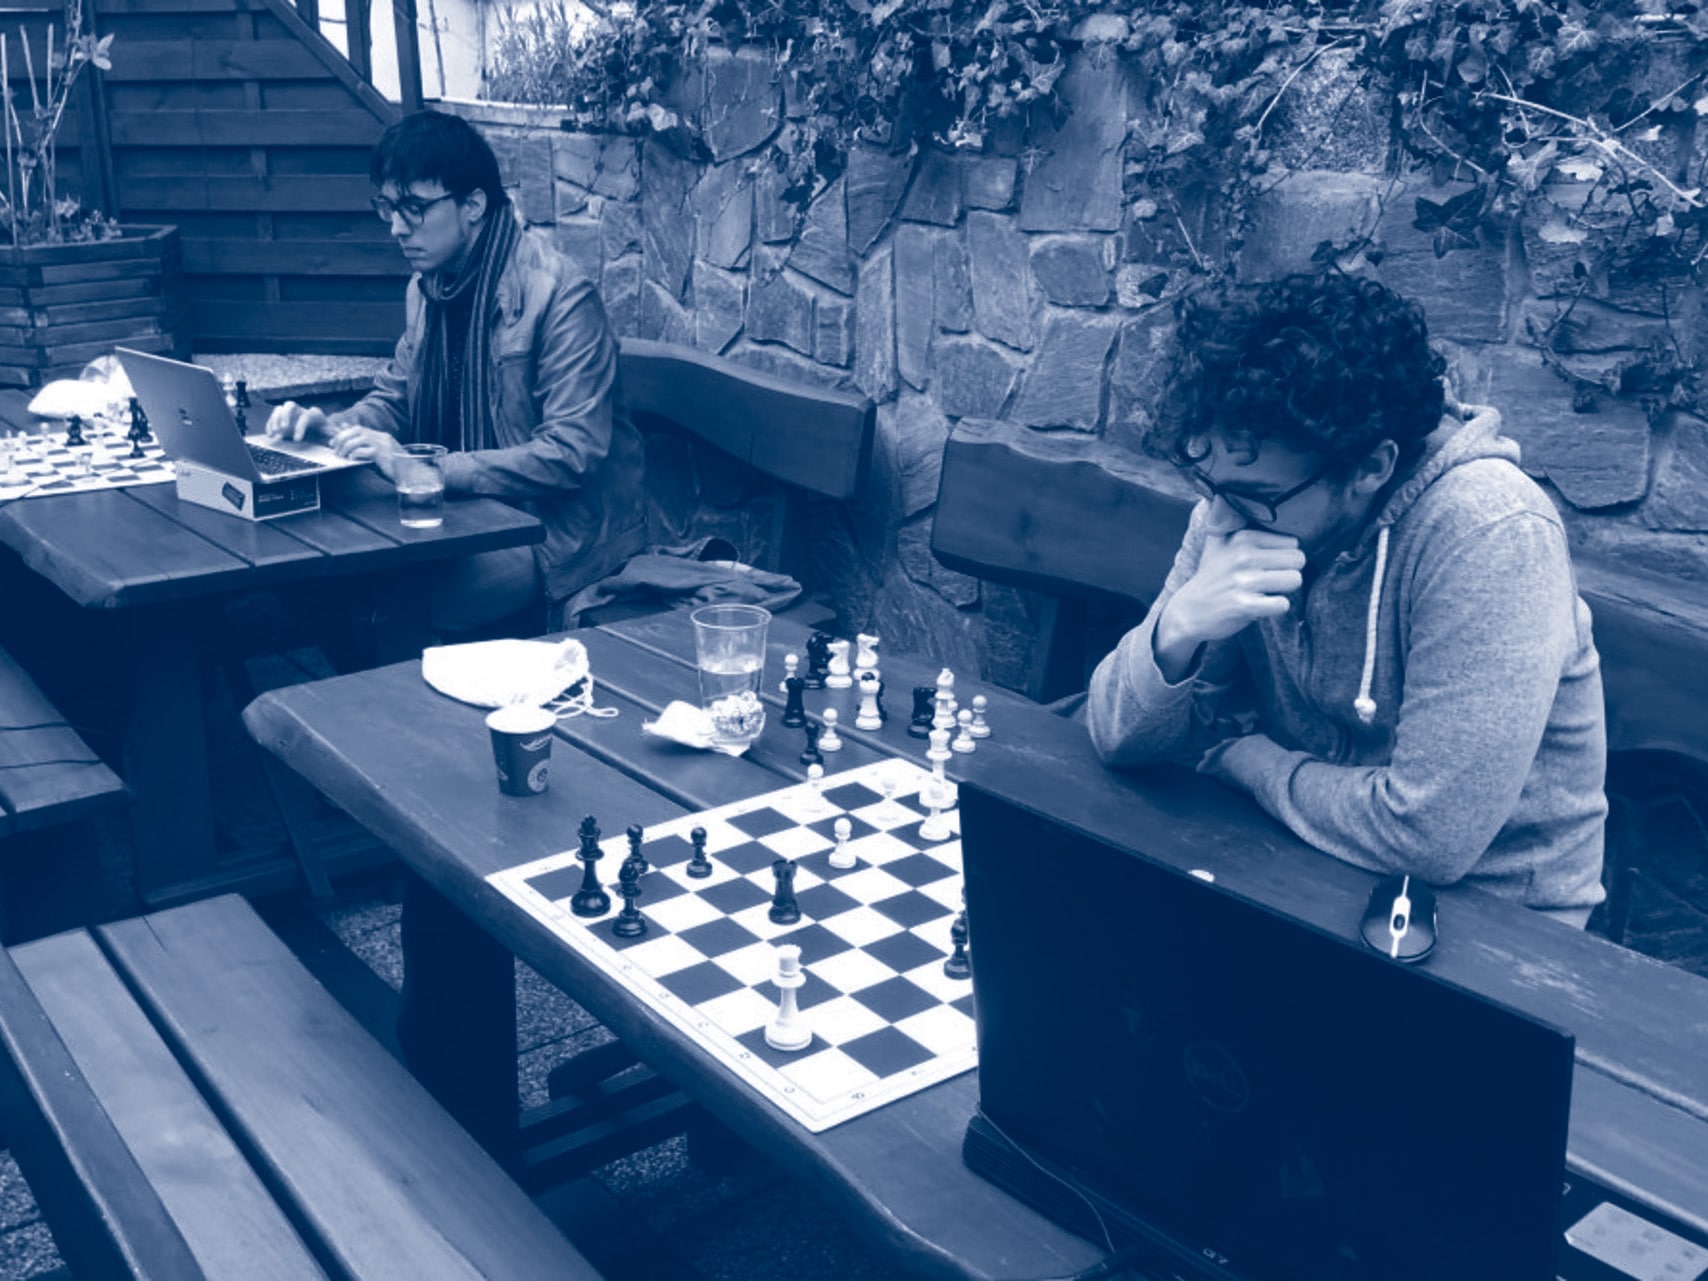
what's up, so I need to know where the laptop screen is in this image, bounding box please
[960,783,1575,1281]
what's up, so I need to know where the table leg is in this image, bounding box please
[124,604,219,904]
[397,869,520,1165]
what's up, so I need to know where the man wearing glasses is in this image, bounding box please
[1087,273,1607,927]
[267,109,645,632]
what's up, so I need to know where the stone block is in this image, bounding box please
[601,199,644,260]
[1488,347,1651,509]
[1030,234,1113,306]
[868,559,983,674]
[1644,415,1708,532]
[693,161,753,271]
[1106,309,1177,456]
[902,149,963,226]
[745,264,817,357]
[846,142,916,255]
[602,254,642,338]
[552,218,604,277]
[1238,171,1385,281]
[642,142,697,301]
[724,341,853,391]
[898,516,980,607]
[934,336,1021,420]
[815,295,855,368]
[1114,263,1175,309]
[788,178,854,295]
[933,230,973,333]
[702,49,782,161]
[1018,54,1126,232]
[964,156,1017,211]
[1374,181,1511,344]
[855,243,897,402]
[886,390,951,518]
[503,132,555,226]
[1516,296,1677,355]
[1520,181,1601,300]
[755,164,798,243]
[693,260,745,355]
[894,225,936,391]
[640,280,694,345]
[553,132,602,189]
[1569,516,1708,586]
[1010,311,1120,432]
[554,179,589,218]
[968,211,1036,352]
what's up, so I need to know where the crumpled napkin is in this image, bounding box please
[421,637,593,709]
[642,700,750,756]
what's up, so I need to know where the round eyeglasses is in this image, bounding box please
[1182,457,1337,526]
[371,191,457,230]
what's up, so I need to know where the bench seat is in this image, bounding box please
[0,893,601,1280]
[0,643,126,839]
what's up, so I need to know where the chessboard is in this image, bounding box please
[486,757,974,1132]
[0,430,174,500]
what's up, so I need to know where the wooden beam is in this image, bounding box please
[109,109,385,148]
[118,172,375,213]
[344,0,372,85]
[179,236,402,275]
[390,0,423,111]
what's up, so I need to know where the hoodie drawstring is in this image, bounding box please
[1354,524,1390,725]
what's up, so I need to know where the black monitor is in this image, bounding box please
[959,782,1576,1281]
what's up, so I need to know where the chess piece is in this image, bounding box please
[127,397,151,459]
[875,679,889,722]
[801,762,829,815]
[64,415,85,448]
[571,815,611,916]
[779,651,799,694]
[825,639,853,689]
[799,721,824,767]
[908,686,936,739]
[933,669,956,732]
[927,727,958,810]
[818,708,843,752]
[627,822,649,874]
[919,790,953,843]
[828,816,857,870]
[953,708,977,753]
[781,676,808,729]
[612,855,648,937]
[686,825,713,878]
[234,378,251,410]
[803,631,833,689]
[969,693,992,739]
[943,911,971,979]
[854,633,880,684]
[769,858,801,924]
[854,674,882,731]
[765,944,812,1051]
[233,402,247,433]
[221,372,238,409]
[876,775,907,823]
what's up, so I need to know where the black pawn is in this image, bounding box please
[908,686,936,739]
[571,815,610,917]
[803,631,832,690]
[127,397,151,458]
[781,676,807,729]
[943,911,971,980]
[769,857,800,924]
[626,823,649,875]
[64,415,85,448]
[612,855,647,937]
[800,721,823,767]
[234,378,251,409]
[233,403,247,433]
[686,825,713,879]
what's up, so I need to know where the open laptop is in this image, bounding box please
[957,784,1703,1281]
[114,347,367,483]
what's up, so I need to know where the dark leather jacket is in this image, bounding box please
[349,219,646,603]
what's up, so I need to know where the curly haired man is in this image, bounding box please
[1087,272,1607,926]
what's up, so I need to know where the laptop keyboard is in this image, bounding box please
[247,443,321,478]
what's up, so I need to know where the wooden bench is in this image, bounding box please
[0,643,126,842]
[0,892,603,1279]
[930,416,1708,937]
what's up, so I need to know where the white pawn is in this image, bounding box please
[933,668,956,732]
[819,707,843,752]
[969,693,991,739]
[854,673,882,731]
[919,790,953,843]
[826,638,853,689]
[801,762,829,815]
[765,944,813,1051]
[828,816,857,870]
[855,633,880,684]
[779,651,799,694]
[953,708,976,753]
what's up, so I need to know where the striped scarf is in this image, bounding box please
[411,203,521,452]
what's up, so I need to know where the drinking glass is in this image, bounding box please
[395,443,447,528]
[692,604,770,753]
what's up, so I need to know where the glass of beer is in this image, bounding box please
[396,443,447,528]
[691,604,770,753]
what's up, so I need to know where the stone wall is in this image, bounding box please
[441,36,1707,693]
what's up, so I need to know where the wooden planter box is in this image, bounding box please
[0,225,188,389]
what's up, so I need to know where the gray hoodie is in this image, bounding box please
[1087,407,1608,921]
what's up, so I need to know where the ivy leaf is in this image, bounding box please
[1432,225,1479,258]
[1456,37,1488,84]
[1506,141,1558,193]
[1554,156,1604,182]
[1413,185,1483,233]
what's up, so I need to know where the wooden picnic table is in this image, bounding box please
[0,465,540,905]
[243,611,1708,1279]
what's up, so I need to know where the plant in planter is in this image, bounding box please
[0,2,184,389]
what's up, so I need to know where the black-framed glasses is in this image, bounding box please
[1182,457,1338,525]
[371,191,457,229]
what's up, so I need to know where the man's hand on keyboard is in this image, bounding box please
[327,424,405,477]
[265,401,343,443]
